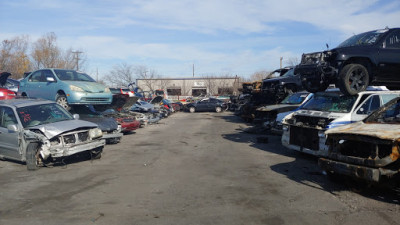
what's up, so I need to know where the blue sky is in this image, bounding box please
[1,0,399,79]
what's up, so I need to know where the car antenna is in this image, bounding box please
[326,43,329,50]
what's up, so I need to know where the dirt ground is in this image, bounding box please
[0,111,399,225]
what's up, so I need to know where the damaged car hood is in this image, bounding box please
[0,72,11,87]
[79,116,118,132]
[29,119,97,139]
[325,122,400,141]
[150,96,163,104]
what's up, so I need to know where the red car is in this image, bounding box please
[96,94,140,134]
[0,72,16,100]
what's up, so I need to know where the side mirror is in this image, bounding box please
[46,77,55,82]
[73,114,80,120]
[7,124,18,132]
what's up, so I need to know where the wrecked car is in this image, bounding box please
[0,99,105,170]
[70,105,123,144]
[295,27,400,95]
[0,72,17,99]
[262,68,303,103]
[95,94,141,133]
[320,97,400,183]
[254,92,312,132]
[281,88,400,156]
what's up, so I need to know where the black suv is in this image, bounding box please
[295,28,400,95]
[262,68,303,103]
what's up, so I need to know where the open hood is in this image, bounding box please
[150,96,163,104]
[29,119,97,139]
[0,72,11,87]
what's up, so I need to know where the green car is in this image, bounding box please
[18,69,112,110]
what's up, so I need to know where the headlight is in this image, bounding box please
[89,128,103,139]
[70,85,85,92]
[104,87,111,93]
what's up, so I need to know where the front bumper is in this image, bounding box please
[67,92,113,105]
[49,138,105,158]
[318,158,399,183]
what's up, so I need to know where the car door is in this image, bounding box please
[21,70,43,97]
[196,100,209,111]
[376,30,400,81]
[0,106,20,160]
[351,93,400,121]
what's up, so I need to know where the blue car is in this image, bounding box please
[18,69,112,110]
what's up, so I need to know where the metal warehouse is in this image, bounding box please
[136,77,241,100]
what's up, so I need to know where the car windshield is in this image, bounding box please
[280,68,295,77]
[54,70,96,82]
[280,93,309,104]
[301,93,357,112]
[366,98,400,124]
[17,103,73,128]
[337,29,388,48]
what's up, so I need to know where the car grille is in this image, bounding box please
[289,126,319,151]
[294,115,333,128]
[81,97,110,102]
[52,130,90,146]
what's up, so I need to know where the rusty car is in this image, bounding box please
[320,97,400,183]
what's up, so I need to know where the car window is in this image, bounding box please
[29,71,43,82]
[367,99,400,123]
[356,95,380,115]
[0,106,18,128]
[301,93,358,113]
[385,30,400,49]
[43,70,55,80]
[382,94,399,104]
[280,93,308,104]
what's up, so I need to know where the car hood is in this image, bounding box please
[64,81,107,92]
[325,122,400,141]
[29,119,97,139]
[256,104,300,113]
[0,72,11,87]
[78,115,118,132]
[113,95,139,111]
[150,96,163,104]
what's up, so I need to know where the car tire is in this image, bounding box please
[215,106,222,113]
[189,107,195,113]
[338,64,369,95]
[56,94,71,111]
[26,142,40,171]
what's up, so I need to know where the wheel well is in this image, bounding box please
[21,92,27,97]
[342,57,373,80]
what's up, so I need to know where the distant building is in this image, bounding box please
[136,77,241,100]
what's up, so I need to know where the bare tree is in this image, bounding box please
[285,57,299,67]
[250,70,270,81]
[135,65,159,92]
[103,62,135,87]
[0,35,31,78]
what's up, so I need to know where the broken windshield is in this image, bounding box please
[17,103,73,128]
[301,93,357,113]
[337,29,388,48]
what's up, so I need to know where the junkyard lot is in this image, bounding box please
[0,112,399,225]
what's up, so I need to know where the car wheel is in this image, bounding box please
[215,106,222,113]
[26,142,41,171]
[56,94,71,110]
[338,64,369,95]
[189,107,195,113]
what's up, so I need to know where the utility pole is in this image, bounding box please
[280,57,283,69]
[192,64,194,77]
[72,50,83,71]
